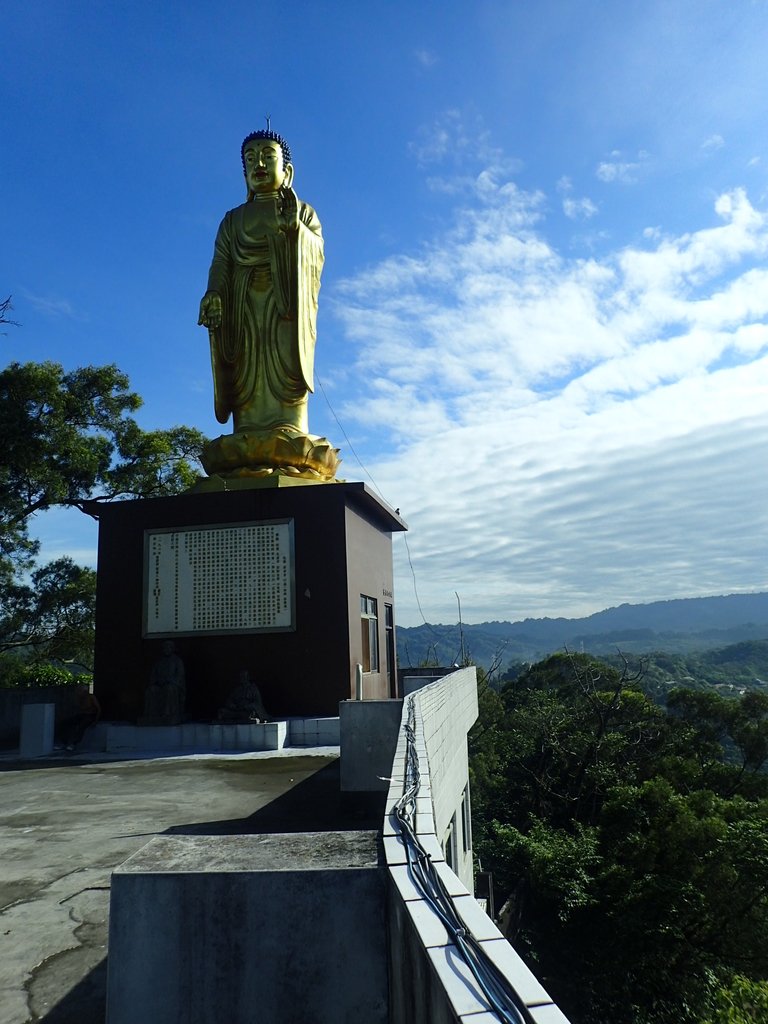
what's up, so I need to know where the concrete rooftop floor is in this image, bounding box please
[0,747,382,1024]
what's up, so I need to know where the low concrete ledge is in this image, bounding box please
[105,720,289,753]
[69,716,340,755]
[287,716,340,747]
[107,831,388,1024]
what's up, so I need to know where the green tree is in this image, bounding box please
[666,687,768,797]
[470,652,768,1024]
[703,975,768,1024]
[1,361,204,551]
[0,360,207,664]
[0,557,96,666]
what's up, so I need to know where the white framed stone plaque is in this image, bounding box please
[143,520,295,637]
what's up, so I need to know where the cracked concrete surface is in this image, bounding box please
[0,750,347,1024]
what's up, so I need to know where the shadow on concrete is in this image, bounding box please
[0,754,116,772]
[37,957,107,1024]
[164,760,386,835]
[0,747,339,772]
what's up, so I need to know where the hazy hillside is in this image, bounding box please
[599,640,768,698]
[396,592,768,671]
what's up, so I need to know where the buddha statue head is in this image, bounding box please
[241,130,294,200]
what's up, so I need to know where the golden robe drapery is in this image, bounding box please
[205,197,324,433]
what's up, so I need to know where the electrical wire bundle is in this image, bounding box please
[392,698,538,1024]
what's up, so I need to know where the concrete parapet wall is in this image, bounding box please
[107,831,388,1024]
[339,698,403,791]
[416,666,477,886]
[384,669,573,1024]
[387,867,567,1024]
[403,674,443,695]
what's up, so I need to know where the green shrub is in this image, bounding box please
[703,975,768,1024]
[0,659,91,689]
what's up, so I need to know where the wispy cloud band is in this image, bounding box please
[331,169,768,624]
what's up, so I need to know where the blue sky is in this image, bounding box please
[3,1,768,626]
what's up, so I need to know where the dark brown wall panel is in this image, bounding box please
[93,483,405,720]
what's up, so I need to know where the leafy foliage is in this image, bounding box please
[0,557,96,664]
[702,975,768,1024]
[0,359,207,664]
[603,641,768,699]
[0,658,91,689]
[470,652,768,1024]
[1,361,204,546]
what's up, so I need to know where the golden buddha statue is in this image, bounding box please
[198,129,339,481]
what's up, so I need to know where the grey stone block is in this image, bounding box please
[107,832,388,1024]
[19,703,55,758]
[339,699,403,792]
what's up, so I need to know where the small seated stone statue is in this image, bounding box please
[142,640,186,725]
[217,669,270,724]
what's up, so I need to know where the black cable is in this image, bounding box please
[316,373,386,498]
[392,698,540,1024]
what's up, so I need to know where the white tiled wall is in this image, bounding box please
[384,669,573,1024]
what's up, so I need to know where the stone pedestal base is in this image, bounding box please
[201,428,341,481]
[92,483,406,721]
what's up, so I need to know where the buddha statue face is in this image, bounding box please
[243,138,293,198]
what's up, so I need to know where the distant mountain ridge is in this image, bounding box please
[396,592,768,670]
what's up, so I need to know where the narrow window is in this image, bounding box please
[384,603,395,693]
[444,812,457,870]
[360,595,379,672]
[461,785,472,854]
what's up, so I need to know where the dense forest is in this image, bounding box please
[602,641,768,699]
[469,651,768,1024]
[499,640,768,700]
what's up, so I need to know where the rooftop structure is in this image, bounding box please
[1,670,572,1023]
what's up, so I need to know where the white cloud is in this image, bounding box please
[408,109,513,171]
[596,161,638,184]
[20,289,80,319]
[331,181,768,625]
[414,48,437,68]
[410,109,479,166]
[557,176,598,219]
[563,196,599,220]
[702,133,725,150]
[596,150,649,184]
